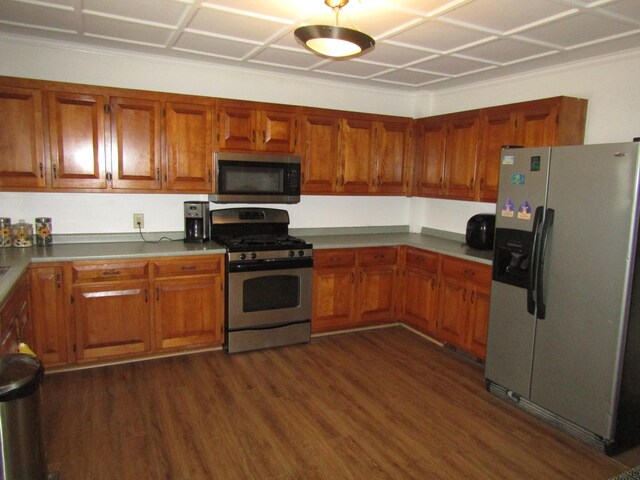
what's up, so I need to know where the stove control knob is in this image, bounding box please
[239,253,246,260]
[288,250,295,257]
[250,252,257,260]
[298,250,305,257]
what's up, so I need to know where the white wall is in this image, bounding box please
[413,49,640,235]
[1,35,639,236]
[0,35,415,234]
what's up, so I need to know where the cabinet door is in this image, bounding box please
[375,119,409,194]
[466,278,491,359]
[515,100,558,147]
[415,118,446,197]
[312,249,357,332]
[48,91,108,189]
[357,264,397,325]
[218,104,256,151]
[476,106,517,203]
[339,117,375,193]
[154,276,222,349]
[165,102,213,192]
[436,272,467,348]
[443,112,479,200]
[110,97,162,190]
[259,109,297,153]
[300,111,339,193]
[0,86,46,189]
[402,266,438,333]
[29,266,69,367]
[0,275,30,355]
[73,280,151,361]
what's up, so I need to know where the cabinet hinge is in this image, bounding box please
[104,104,111,114]
[73,344,77,353]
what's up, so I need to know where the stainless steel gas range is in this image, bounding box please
[210,208,312,353]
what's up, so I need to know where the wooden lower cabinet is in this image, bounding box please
[152,255,223,350]
[312,247,398,332]
[435,255,492,359]
[36,254,226,365]
[73,276,152,361]
[0,272,31,355]
[400,247,439,335]
[29,264,69,366]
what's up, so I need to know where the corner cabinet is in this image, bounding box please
[415,96,587,203]
[0,272,31,355]
[29,264,69,367]
[475,96,588,202]
[312,247,398,332]
[400,247,439,335]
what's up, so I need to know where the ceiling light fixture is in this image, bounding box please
[294,0,375,60]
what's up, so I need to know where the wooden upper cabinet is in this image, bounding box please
[476,106,517,203]
[165,101,213,192]
[374,119,410,195]
[339,116,375,193]
[415,117,447,197]
[48,91,108,189]
[110,97,162,190]
[443,111,480,200]
[217,101,297,153]
[475,97,587,203]
[300,109,340,193]
[260,109,297,153]
[218,104,256,151]
[0,86,46,189]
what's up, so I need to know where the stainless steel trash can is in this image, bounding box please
[0,354,47,480]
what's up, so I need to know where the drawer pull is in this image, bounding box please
[102,270,121,276]
[181,265,197,271]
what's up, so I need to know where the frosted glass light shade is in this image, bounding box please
[295,25,375,59]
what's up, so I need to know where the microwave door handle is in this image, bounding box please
[527,206,544,315]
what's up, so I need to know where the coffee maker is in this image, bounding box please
[184,201,210,243]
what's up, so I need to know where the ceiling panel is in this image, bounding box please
[0,0,638,92]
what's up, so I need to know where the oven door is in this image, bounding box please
[227,260,312,331]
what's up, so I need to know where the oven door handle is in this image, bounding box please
[228,258,313,273]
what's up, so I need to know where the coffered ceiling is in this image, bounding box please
[0,0,638,92]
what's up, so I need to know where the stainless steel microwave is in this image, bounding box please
[209,152,301,204]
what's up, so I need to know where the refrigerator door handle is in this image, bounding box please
[536,208,555,319]
[527,206,544,315]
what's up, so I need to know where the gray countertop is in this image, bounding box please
[0,230,492,306]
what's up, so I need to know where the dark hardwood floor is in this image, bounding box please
[42,327,628,479]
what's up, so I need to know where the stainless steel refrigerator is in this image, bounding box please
[485,142,640,454]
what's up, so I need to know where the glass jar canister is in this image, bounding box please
[35,217,52,246]
[0,218,11,248]
[12,219,33,248]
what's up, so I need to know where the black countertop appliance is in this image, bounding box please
[466,214,496,250]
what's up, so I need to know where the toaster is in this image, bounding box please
[466,214,496,250]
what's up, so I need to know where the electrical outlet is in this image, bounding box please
[133,213,144,229]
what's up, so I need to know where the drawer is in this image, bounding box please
[314,249,356,268]
[357,247,397,266]
[153,255,223,278]
[441,255,492,284]
[72,260,149,283]
[406,247,438,272]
